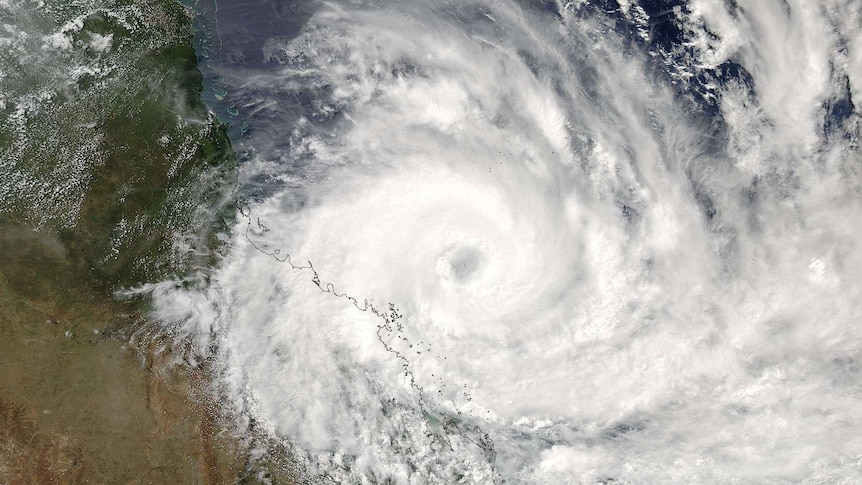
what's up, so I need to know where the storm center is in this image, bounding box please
[437,245,484,283]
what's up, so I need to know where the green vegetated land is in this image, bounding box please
[0,0,289,482]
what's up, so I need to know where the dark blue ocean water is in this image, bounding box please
[186,0,764,150]
[184,0,312,139]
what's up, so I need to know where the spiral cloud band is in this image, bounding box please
[140,0,862,482]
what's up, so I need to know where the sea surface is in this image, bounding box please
[151,0,862,482]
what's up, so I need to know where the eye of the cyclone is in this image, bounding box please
[437,245,484,283]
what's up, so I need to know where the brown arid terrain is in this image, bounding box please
[0,0,302,483]
[0,231,244,483]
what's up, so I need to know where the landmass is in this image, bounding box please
[0,0,294,482]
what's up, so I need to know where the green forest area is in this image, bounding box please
[0,0,256,482]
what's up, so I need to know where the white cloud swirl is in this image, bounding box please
[139,0,862,482]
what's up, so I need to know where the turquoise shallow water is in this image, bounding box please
[184,0,312,140]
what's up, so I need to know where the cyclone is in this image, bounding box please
[141,0,862,482]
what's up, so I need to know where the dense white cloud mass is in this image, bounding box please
[140,0,862,482]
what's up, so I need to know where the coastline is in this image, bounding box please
[0,0,245,482]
